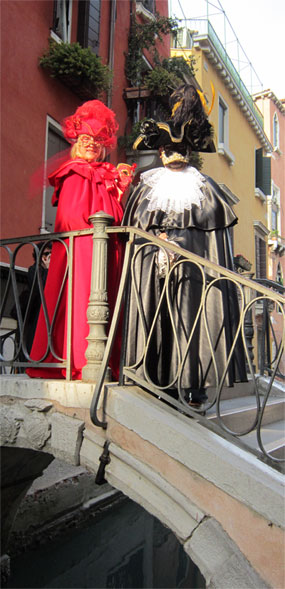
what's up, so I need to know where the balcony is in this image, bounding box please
[171,12,272,152]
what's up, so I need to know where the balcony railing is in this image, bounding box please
[1,214,284,469]
[188,19,264,130]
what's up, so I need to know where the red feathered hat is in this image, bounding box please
[62,100,119,149]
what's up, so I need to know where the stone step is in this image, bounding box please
[207,395,285,433]
[242,420,285,461]
[207,379,254,402]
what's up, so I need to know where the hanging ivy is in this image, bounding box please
[125,14,179,86]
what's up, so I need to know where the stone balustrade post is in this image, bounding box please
[82,211,114,383]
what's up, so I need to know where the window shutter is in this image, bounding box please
[77,0,101,55]
[262,156,271,196]
[255,148,271,196]
[255,234,267,279]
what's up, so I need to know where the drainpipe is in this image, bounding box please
[107,0,116,108]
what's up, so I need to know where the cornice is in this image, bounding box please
[193,36,273,153]
[253,90,285,115]
[253,220,270,237]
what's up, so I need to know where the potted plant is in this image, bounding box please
[269,229,279,239]
[234,254,252,272]
[39,39,112,100]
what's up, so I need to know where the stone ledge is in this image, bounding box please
[106,442,205,541]
[0,376,97,409]
[105,384,284,529]
[185,518,269,589]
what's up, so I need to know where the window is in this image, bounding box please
[41,119,69,233]
[77,0,101,54]
[254,221,268,279]
[137,0,156,13]
[255,235,267,278]
[269,184,280,234]
[271,208,278,232]
[218,99,226,144]
[276,262,283,286]
[273,112,279,150]
[217,95,234,164]
[255,148,271,198]
[51,0,72,43]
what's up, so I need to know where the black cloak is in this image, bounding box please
[122,168,247,395]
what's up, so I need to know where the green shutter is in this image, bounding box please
[255,148,263,190]
[262,156,271,196]
[255,148,271,196]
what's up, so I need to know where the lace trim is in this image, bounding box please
[141,167,206,214]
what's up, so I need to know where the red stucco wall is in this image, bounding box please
[1,1,81,245]
[1,0,170,265]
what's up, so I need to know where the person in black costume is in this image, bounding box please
[122,84,247,408]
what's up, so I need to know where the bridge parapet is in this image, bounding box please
[0,378,94,464]
[0,377,283,588]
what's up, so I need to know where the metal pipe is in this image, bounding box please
[107,0,117,108]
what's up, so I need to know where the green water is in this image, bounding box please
[5,497,205,588]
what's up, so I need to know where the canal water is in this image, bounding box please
[5,495,205,588]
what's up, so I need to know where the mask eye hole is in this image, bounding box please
[164,144,188,157]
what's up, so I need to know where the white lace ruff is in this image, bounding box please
[141,167,206,214]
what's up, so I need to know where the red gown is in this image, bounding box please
[26,159,124,380]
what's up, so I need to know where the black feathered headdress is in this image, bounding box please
[133,84,216,153]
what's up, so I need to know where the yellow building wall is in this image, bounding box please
[172,48,268,269]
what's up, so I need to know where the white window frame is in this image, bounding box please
[254,221,269,279]
[40,116,67,234]
[50,0,72,44]
[273,112,279,150]
[268,183,281,236]
[217,93,235,165]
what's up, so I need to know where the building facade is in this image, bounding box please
[171,27,273,279]
[253,91,285,377]
[1,0,170,263]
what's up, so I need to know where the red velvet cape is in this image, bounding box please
[27,159,124,380]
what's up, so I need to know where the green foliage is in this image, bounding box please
[118,120,146,150]
[125,14,178,86]
[39,39,112,95]
[145,56,196,96]
[144,67,180,95]
[161,55,196,80]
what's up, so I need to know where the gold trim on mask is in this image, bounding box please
[160,149,190,166]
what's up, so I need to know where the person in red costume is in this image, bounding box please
[27,100,134,380]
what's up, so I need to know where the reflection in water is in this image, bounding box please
[5,497,205,588]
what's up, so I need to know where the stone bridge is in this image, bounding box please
[1,376,284,589]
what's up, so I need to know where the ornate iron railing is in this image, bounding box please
[1,215,284,467]
[89,221,284,469]
[0,212,114,381]
[1,231,82,378]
